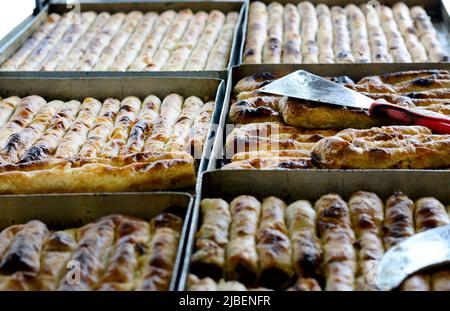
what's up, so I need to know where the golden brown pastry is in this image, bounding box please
[285,200,321,277]
[346,4,371,63]
[225,196,261,285]
[262,2,283,64]
[186,100,215,159]
[191,199,231,279]
[316,4,334,63]
[243,2,268,64]
[330,6,354,63]
[348,192,384,291]
[358,70,449,85]
[311,126,450,169]
[98,217,150,290]
[256,197,293,288]
[282,4,302,63]
[299,2,319,64]
[58,218,116,290]
[362,3,392,63]
[1,14,61,70]
[378,6,412,63]
[137,213,182,291]
[315,194,356,291]
[392,3,428,62]
[57,12,111,71]
[185,10,225,70]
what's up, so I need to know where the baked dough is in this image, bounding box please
[166,96,203,152]
[256,197,293,288]
[56,12,111,71]
[1,14,61,70]
[348,192,384,291]
[163,11,208,71]
[392,2,428,62]
[143,94,183,153]
[0,96,21,128]
[74,13,126,70]
[93,11,143,71]
[262,2,283,64]
[185,10,226,70]
[122,95,161,155]
[311,126,450,169]
[410,6,449,62]
[331,6,354,63]
[282,4,301,63]
[299,2,319,63]
[129,11,176,71]
[362,4,392,63]
[379,6,412,63]
[136,213,182,291]
[187,100,215,159]
[315,194,356,291]
[100,96,142,157]
[243,2,267,64]
[19,14,73,70]
[109,12,158,71]
[41,12,97,71]
[316,4,334,63]
[346,4,371,63]
[286,200,321,277]
[191,199,231,280]
[225,196,261,284]
[146,9,193,71]
[205,12,239,70]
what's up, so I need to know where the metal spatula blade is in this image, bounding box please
[377,225,450,291]
[258,70,450,134]
[259,70,373,110]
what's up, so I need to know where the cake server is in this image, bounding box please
[376,224,450,291]
[259,70,450,134]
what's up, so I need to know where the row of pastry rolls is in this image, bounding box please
[1,9,239,71]
[243,1,448,64]
[189,193,450,290]
[0,94,215,167]
[0,213,183,291]
[222,69,450,169]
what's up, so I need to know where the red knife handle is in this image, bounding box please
[369,101,450,134]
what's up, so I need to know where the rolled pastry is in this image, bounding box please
[362,4,392,63]
[346,4,371,63]
[330,6,354,63]
[282,4,301,63]
[316,4,334,63]
[378,6,412,62]
[243,2,268,64]
[299,2,319,63]
[262,2,283,64]
[191,199,231,279]
[392,2,428,62]
[225,195,261,285]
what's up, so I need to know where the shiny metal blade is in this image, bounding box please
[377,225,450,291]
[260,70,374,110]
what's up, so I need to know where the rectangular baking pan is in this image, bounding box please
[0,0,246,79]
[0,75,226,187]
[176,169,450,290]
[0,191,193,291]
[207,62,450,170]
[238,0,450,65]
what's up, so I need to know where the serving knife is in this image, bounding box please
[377,224,450,291]
[259,70,450,134]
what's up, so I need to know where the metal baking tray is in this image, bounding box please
[0,75,226,186]
[176,169,450,290]
[207,63,450,170]
[238,0,450,65]
[0,191,193,291]
[0,0,246,79]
